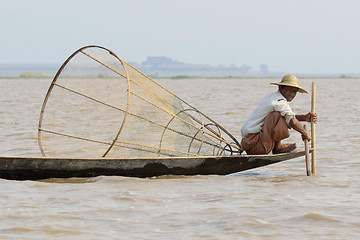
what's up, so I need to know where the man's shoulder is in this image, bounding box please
[264,91,285,102]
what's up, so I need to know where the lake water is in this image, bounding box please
[0,77,359,239]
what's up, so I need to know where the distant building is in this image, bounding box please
[142,56,183,68]
[260,64,268,74]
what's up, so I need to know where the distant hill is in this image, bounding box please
[0,57,274,78]
[129,56,264,77]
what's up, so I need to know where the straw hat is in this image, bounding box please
[271,74,308,94]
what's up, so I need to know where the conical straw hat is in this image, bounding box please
[271,74,308,94]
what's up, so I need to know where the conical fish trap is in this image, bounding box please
[38,46,241,158]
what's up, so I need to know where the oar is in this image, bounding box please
[311,81,316,175]
[304,125,311,176]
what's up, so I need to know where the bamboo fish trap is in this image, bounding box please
[38,46,241,158]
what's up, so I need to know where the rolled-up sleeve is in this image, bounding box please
[272,100,295,126]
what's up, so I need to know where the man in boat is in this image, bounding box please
[241,74,317,155]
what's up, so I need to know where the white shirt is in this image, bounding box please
[241,91,295,138]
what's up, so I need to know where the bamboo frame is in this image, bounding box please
[130,91,239,150]
[38,46,86,156]
[83,48,236,149]
[122,59,241,148]
[49,83,217,147]
[38,45,241,158]
[80,49,131,157]
[39,85,225,153]
[83,48,240,150]
[39,128,199,157]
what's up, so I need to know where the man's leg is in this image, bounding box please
[273,142,297,154]
[244,111,292,155]
[271,112,296,153]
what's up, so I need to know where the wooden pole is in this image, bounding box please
[304,125,311,176]
[311,81,316,175]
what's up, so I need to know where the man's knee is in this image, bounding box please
[266,111,281,120]
[263,111,283,129]
[263,111,289,142]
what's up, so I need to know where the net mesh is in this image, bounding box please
[38,46,241,158]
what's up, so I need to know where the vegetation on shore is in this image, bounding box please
[19,72,53,78]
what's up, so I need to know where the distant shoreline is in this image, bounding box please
[0,74,357,80]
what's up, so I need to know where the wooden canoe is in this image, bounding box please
[0,149,312,180]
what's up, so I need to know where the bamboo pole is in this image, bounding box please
[304,125,311,176]
[311,81,317,175]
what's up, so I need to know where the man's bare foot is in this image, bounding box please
[273,143,297,154]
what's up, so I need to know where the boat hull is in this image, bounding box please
[0,150,311,180]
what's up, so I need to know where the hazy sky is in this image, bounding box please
[1,0,359,74]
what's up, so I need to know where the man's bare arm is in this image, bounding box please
[289,117,311,141]
[296,112,317,123]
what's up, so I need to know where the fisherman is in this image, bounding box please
[241,74,317,155]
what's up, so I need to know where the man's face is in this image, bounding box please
[280,86,298,102]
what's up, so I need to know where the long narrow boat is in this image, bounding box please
[0,150,311,180]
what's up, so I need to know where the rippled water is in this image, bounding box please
[1,77,359,239]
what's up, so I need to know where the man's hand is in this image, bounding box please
[304,112,318,123]
[301,130,312,141]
